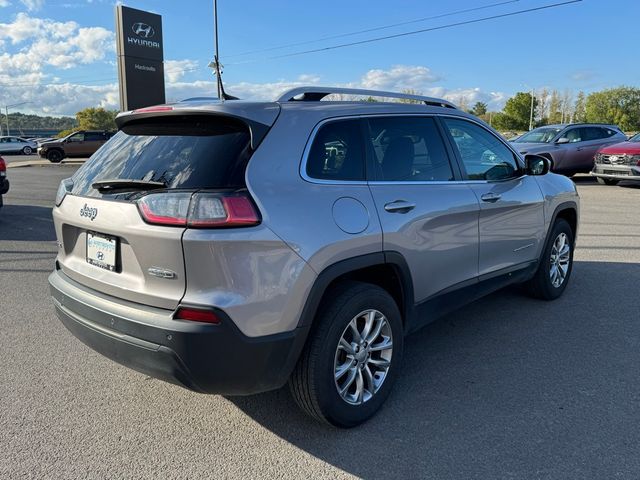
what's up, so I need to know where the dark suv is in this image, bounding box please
[38,130,113,163]
[49,87,579,427]
[511,124,626,175]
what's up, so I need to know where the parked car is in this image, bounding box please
[510,124,626,175]
[0,155,9,208]
[0,136,37,155]
[38,130,113,163]
[591,132,640,185]
[49,87,579,427]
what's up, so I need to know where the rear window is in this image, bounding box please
[71,115,252,198]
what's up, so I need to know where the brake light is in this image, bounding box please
[0,157,6,172]
[137,191,260,228]
[174,307,220,324]
[133,106,174,113]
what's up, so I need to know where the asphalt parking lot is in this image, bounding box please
[1,165,639,479]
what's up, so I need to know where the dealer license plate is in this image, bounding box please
[86,231,117,271]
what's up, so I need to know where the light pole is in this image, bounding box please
[3,102,31,136]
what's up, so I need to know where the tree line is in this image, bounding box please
[466,86,640,132]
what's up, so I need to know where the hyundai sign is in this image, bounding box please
[116,5,165,111]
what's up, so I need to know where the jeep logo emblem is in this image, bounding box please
[132,22,155,38]
[80,204,98,221]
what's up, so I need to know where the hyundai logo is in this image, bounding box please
[132,22,155,38]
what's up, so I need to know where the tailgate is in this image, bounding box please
[53,195,186,310]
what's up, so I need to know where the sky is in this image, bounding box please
[0,0,639,117]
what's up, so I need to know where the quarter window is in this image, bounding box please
[306,120,365,181]
[442,117,520,181]
[365,116,454,181]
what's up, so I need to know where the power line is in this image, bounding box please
[227,0,522,58]
[230,0,582,64]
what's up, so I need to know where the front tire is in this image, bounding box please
[22,146,32,155]
[289,282,403,428]
[596,177,619,186]
[525,219,574,300]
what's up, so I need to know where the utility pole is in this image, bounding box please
[3,102,31,136]
[529,88,535,131]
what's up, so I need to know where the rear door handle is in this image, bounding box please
[480,193,501,203]
[384,200,416,213]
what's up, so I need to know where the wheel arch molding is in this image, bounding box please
[296,252,415,331]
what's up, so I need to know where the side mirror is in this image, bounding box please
[525,154,550,176]
[556,137,570,144]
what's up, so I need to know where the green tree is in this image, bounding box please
[76,107,118,131]
[574,91,587,123]
[500,92,538,130]
[548,90,562,124]
[397,88,423,104]
[585,86,640,131]
[470,102,488,117]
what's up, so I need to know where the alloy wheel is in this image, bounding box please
[549,232,571,288]
[333,309,393,405]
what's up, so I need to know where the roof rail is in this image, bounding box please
[276,86,457,109]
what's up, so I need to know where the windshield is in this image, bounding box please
[628,132,640,143]
[71,115,252,199]
[513,127,563,144]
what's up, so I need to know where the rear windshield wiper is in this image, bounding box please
[92,179,168,192]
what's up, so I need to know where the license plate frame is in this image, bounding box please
[86,231,118,272]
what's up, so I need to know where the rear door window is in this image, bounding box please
[365,116,454,181]
[71,115,252,198]
[84,132,105,141]
[306,119,365,181]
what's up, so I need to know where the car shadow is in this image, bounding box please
[0,204,56,242]
[229,260,640,479]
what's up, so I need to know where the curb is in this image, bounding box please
[7,160,86,169]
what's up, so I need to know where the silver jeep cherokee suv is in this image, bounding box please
[49,87,579,427]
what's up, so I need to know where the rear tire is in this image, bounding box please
[525,219,574,300]
[289,281,403,428]
[47,150,63,163]
[596,177,619,186]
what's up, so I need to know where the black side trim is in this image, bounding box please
[409,260,538,334]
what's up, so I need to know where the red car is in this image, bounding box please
[0,156,9,208]
[592,133,640,185]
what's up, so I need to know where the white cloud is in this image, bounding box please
[164,59,198,83]
[0,64,509,117]
[0,0,11,7]
[20,0,44,10]
[356,65,440,91]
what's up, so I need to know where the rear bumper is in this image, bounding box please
[49,269,308,395]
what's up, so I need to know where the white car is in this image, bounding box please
[0,136,37,155]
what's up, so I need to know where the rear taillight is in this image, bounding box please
[0,157,6,172]
[55,178,73,206]
[137,191,260,228]
[174,307,220,324]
